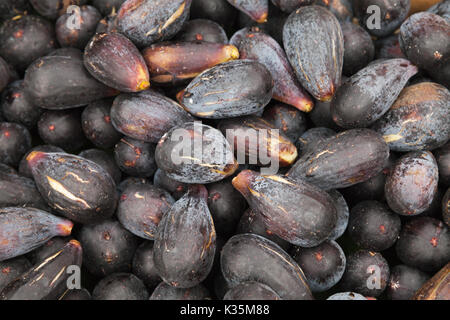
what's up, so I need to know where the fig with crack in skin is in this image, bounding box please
[190,0,237,28]
[283,5,344,102]
[0,257,31,292]
[288,129,390,190]
[155,122,238,184]
[331,59,418,129]
[226,0,269,23]
[92,0,126,16]
[177,60,273,119]
[235,30,313,112]
[371,82,450,152]
[111,90,194,143]
[29,0,88,20]
[153,185,216,288]
[296,127,336,157]
[232,170,337,247]
[26,152,118,224]
[142,41,240,85]
[434,142,450,187]
[117,0,193,48]
[413,262,450,300]
[0,207,73,262]
[84,33,150,92]
[0,240,82,300]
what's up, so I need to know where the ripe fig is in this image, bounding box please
[114,137,156,177]
[0,122,31,167]
[175,19,228,43]
[226,0,269,23]
[271,0,314,13]
[413,262,450,300]
[150,282,211,300]
[29,0,88,20]
[223,281,280,300]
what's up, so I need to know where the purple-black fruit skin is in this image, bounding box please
[223,281,281,300]
[0,122,32,167]
[92,0,126,16]
[79,149,122,185]
[263,103,308,143]
[153,169,188,200]
[434,142,450,187]
[190,0,237,28]
[132,241,162,290]
[149,281,211,300]
[443,188,450,227]
[385,265,430,300]
[114,137,156,178]
[92,273,149,300]
[296,127,336,157]
[18,145,65,179]
[61,288,92,300]
[0,257,31,292]
[175,19,228,43]
[0,0,30,20]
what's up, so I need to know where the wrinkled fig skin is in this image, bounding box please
[296,127,336,157]
[78,149,122,185]
[288,129,390,190]
[236,31,313,112]
[82,99,122,150]
[175,19,228,43]
[132,242,162,289]
[227,0,269,23]
[178,60,273,119]
[0,57,18,93]
[372,82,450,152]
[155,122,238,184]
[396,217,450,273]
[221,234,313,300]
[19,145,65,179]
[92,273,149,300]
[0,171,48,210]
[153,185,216,288]
[61,288,92,300]
[291,240,346,292]
[0,0,30,20]
[56,5,102,50]
[386,265,429,300]
[142,41,239,85]
[0,240,82,300]
[262,103,308,143]
[150,282,211,300]
[232,171,337,247]
[326,190,349,241]
[117,0,193,48]
[27,152,118,224]
[114,138,157,177]
[428,0,450,21]
[375,35,406,60]
[85,33,150,92]
[385,151,439,216]
[314,0,354,21]
[272,0,314,12]
[79,219,139,277]
[444,188,450,227]
[348,201,401,251]
[224,281,281,300]
[0,257,31,292]
[24,55,118,110]
[117,184,174,240]
[0,208,73,262]
[340,250,390,297]
[434,142,450,187]
[218,116,298,167]
[283,6,344,102]
[30,0,88,20]
[111,90,194,143]
[413,262,450,300]
[0,123,32,167]
[0,15,57,72]
[92,0,126,16]
[27,237,69,265]
[332,59,418,129]
[153,169,188,200]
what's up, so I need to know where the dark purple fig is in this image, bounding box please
[78,149,122,185]
[153,169,188,200]
[223,281,281,300]
[230,26,265,48]
[0,0,31,20]
[327,190,349,241]
[341,21,375,76]
[177,59,273,119]
[386,265,430,300]
[232,170,337,247]
[56,5,102,49]
[291,240,346,292]
[24,54,118,110]
[114,137,156,178]
[19,145,65,179]
[117,0,192,48]
[1,80,43,129]
[117,177,150,194]
[46,47,84,59]
[331,59,418,128]
[271,0,314,12]
[29,0,88,20]
[226,0,268,23]
[434,142,450,187]
[0,207,73,262]
[283,5,344,102]
[385,151,439,216]
[372,82,450,152]
[315,0,354,21]
[92,0,126,16]
[155,122,238,184]
[0,169,48,210]
[221,233,313,300]
[443,188,450,227]
[327,292,367,300]
[396,217,450,272]
[81,99,122,150]
[262,103,308,143]
[413,262,450,300]
[142,41,239,85]
[348,201,401,251]
[0,257,31,292]
[190,0,237,28]
[84,33,150,92]
[79,219,139,277]
[0,15,57,72]
[0,122,31,167]
[217,116,298,168]
[375,35,406,60]
[340,250,390,297]
[117,184,174,240]
[149,282,211,300]
[153,185,216,288]
[61,288,92,300]
[296,127,336,157]
[0,57,18,93]
[175,19,228,43]
[132,241,162,289]
[235,30,313,112]
[288,129,389,190]
[92,273,149,300]
[110,90,194,143]
[27,152,118,224]
[26,237,69,265]
[95,11,119,33]
[428,0,450,21]
[38,110,88,152]
[0,240,82,300]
